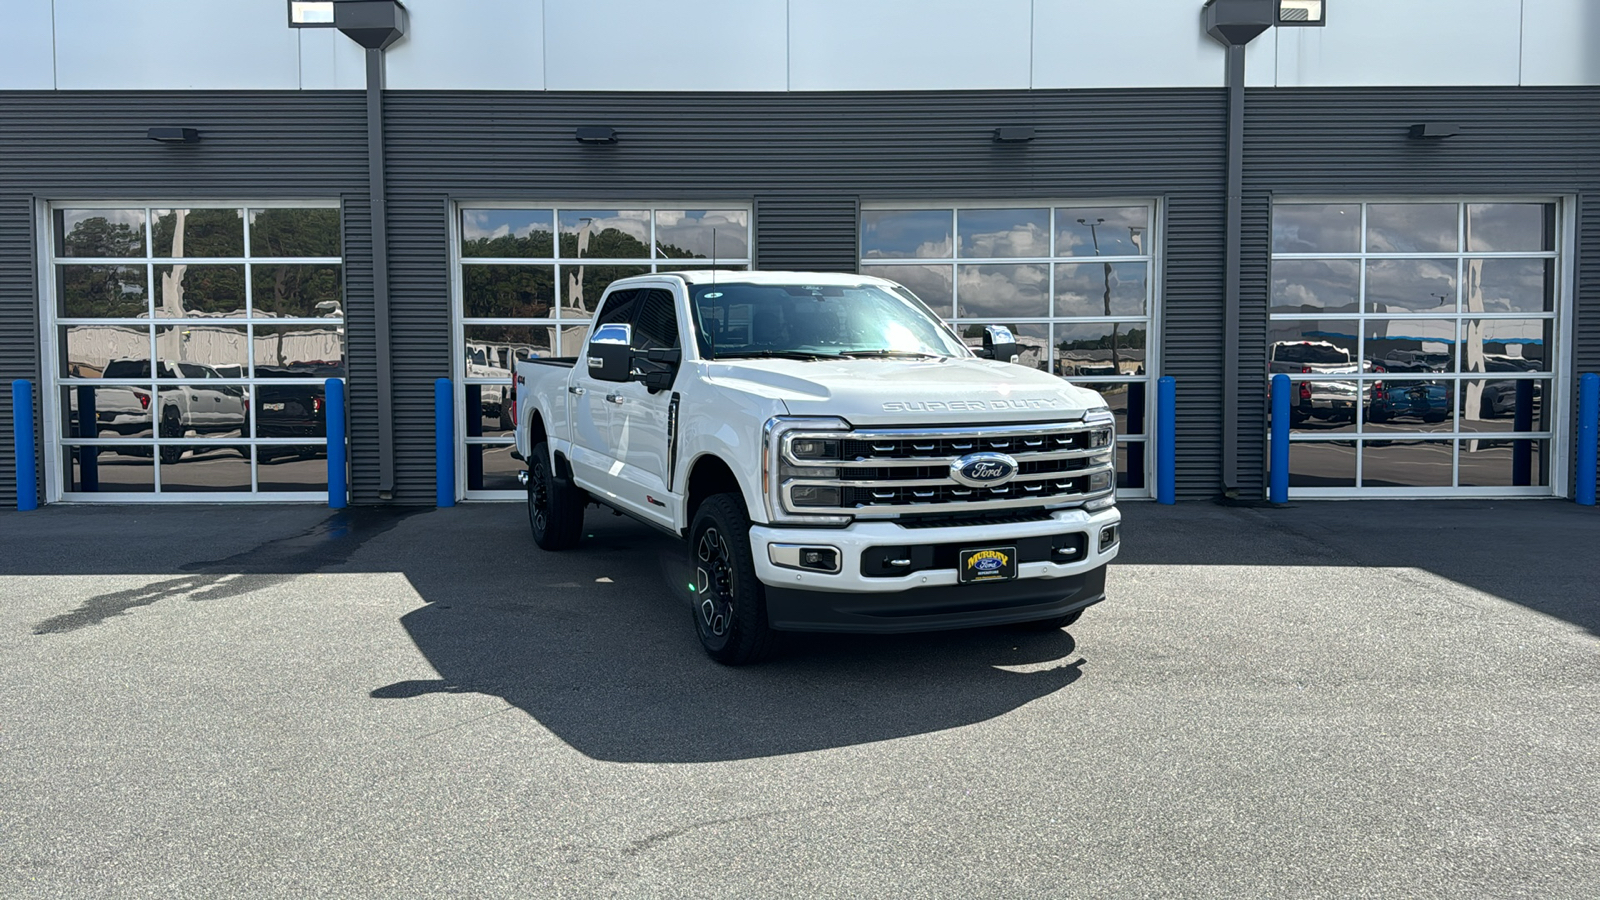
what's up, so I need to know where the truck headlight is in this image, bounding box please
[764,416,852,524]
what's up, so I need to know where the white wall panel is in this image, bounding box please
[545,0,785,91]
[789,0,1031,91]
[386,0,544,90]
[54,0,301,90]
[1276,0,1522,87]
[1520,0,1600,85]
[299,28,367,91]
[0,0,55,90]
[1031,0,1276,88]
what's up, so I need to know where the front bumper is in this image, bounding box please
[750,505,1120,633]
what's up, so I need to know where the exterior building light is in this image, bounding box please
[288,1,336,27]
[1277,0,1326,26]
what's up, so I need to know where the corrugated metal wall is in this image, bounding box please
[0,93,368,507]
[382,89,1232,502]
[1243,87,1600,496]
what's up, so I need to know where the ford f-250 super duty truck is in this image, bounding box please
[513,271,1121,664]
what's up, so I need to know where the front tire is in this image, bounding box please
[527,442,585,551]
[690,494,776,665]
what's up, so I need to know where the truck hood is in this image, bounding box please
[701,357,1106,427]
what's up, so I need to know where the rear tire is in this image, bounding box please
[527,442,585,551]
[1015,609,1084,632]
[690,494,776,665]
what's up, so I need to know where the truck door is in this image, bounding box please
[607,287,680,528]
[566,289,639,489]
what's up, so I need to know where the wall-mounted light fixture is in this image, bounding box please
[287,1,335,27]
[1277,0,1326,25]
[1408,123,1461,140]
[147,127,201,144]
[993,126,1036,143]
[576,127,618,144]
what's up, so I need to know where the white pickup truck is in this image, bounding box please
[513,271,1121,664]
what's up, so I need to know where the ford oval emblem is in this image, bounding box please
[951,452,1018,488]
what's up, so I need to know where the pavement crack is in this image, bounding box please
[619,790,893,857]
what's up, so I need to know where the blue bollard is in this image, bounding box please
[325,378,347,509]
[1270,374,1290,505]
[1156,376,1176,505]
[12,380,38,511]
[1578,373,1598,506]
[435,377,454,508]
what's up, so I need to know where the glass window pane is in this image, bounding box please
[1054,262,1147,317]
[252,264,343,318]
[1365,258,1457,314]
[257,383,329,442]
[1361,439,1453,487]
[61,325,150,378]
[1290,382,1359,433]
[1268,321,1359,373]
[1272,204,1359,254]
[861,264,953,317]
[156,325,248,372]
[956,263,1047,318]
[256,449,329,492]
[153,265,245,318]
[463,264,554,319]
[957,208,1049,258]
[633,289,679,351]
[1287,440,1356,487]
[565,264,649,318]
[56,209,146,258]
[67,445,154,493]
[463,324,557,362]
[654,209,749,260]
[956,323,1045,369]
[158,445,251,492]
[1076,381,1146,436]
[157,385,249,439]
[1054,323,1148,377]
[253,324,344,375]
[1464,258,1553,314]
[1457,438,1548,487]
[1467,203,1553,253]
[1460,378,1548,431]
[64,385,152,439]
[558,210,650,259]
[466,442,524,492]
[1365,318,1457,373]
[1463,319,1551,373]
[1271,258,1359,314]
[1057,207,1149,258]
[152,208,244,258]
[1364,378,1454,432]
[861,209,952,259]
[249,208,340,258]
[461,208,554,258]
[1366,203,1458,253]
[1118,441,1147,490]
[58,265,148,318]
[464,383,513,439]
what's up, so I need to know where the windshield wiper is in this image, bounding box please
[837,349,942,359]
[715,350,840,361]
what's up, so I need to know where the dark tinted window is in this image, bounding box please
[1274,343,1350,365]
[594,289,639,327]
[632,289,679,351]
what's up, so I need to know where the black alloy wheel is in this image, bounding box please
[528,441,584,551]
[690,494,775,665]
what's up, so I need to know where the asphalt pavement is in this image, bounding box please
[2,498,1598,898]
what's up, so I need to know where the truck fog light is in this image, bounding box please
[1087,470,1113,493]
[1099,525,1118,552]
[790,484,841,507]
[770,543,842,574]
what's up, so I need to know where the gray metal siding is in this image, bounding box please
[1243,87,1600,497]
[0,92,368,506]
[382,90,1232,500]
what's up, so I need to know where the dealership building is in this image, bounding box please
[2,0,1597,507]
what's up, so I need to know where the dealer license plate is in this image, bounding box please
[959,546,1017,584]
[263,402,286,411]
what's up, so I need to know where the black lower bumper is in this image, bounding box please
[764,565,1107,634]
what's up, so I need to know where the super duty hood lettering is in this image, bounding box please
[882,398,1065,413]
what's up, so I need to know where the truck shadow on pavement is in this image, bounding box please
[367,510,1089,764]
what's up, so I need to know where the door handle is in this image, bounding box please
[568,386,585,396]
[605,393,625,404]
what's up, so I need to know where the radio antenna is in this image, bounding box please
[712,227,718,288]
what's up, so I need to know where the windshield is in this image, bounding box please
[690,282,967,360]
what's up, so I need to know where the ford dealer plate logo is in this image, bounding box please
[951,452,1019,488]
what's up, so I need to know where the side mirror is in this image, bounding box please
[587,323,633,383]
[632,347,681,393]
[981,324,1019,364]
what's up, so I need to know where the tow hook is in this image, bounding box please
[517,470,529,486]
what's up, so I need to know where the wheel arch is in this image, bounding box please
[682,452,757,535]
